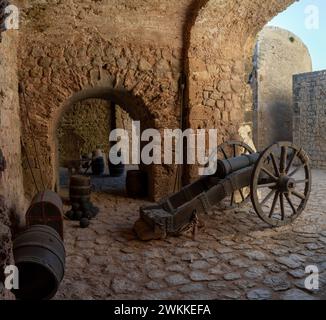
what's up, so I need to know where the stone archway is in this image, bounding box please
[51,87,156,198]
[17,0,300,201]
[17,10,182,201]
[183,0,296,182]
[20,82,160,200]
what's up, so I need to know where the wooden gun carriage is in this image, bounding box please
[135,141,311,240]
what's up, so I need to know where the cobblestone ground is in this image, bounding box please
[55,170,326,300]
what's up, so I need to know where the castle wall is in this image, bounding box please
[252,26,312,150]
[293,70,326,169]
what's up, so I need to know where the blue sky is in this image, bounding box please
[268,0,325,71]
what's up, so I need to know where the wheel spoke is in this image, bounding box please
[280,193,285,220]
[285,194,297,215]
[292,190,306,200]
[270,152,280,177]
[261,189,276,206]
[230,192,234,206]
[257,182,277,189]
[269,191,280,218]
[280,146,287,173]
[295,179,309,184]
[239,188,245,201]
[286,150,298,174]
[262,167,278,181]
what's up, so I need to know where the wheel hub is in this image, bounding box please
[278,175,296,193]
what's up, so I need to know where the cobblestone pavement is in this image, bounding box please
[55,170,326,300]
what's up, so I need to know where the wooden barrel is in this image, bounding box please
[26,190,63,239]
[92,157,105,175]
[109,161,125,177]
[108,150,125,177]
[126,170,148,198]
[69,175,91,204]
[12,225,66,300]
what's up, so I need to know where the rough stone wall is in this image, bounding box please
[293,70,326,169]
[0,1,9,39]
[0,29,25,299]
[0,197,15,300]
[252,26,312,150]
[186,0,295,180]
[14,0,297,199]
[57,99,111,163]
[57,99,135,167]
[17,0,186,200]
[0,31,25,210]
[116,106,134,163]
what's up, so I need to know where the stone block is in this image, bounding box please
[204,99,216,108]
[218,80,231,93]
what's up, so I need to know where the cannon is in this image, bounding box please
[134,141,312,240]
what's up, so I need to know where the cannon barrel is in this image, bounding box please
[215,153,260,178]
[216,147,295,179]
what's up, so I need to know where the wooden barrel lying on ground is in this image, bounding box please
[126,170,148,198]
[26,190,64,239]
[69,175,91,204]
[12,225,66,300]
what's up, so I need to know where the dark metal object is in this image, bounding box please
[137,141,312,239]
[216,153,260,178]
[12,225,65,300]
[80,218,90,228]
[26,190,64,239]
[205,140,255,208]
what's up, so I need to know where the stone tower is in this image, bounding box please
[252,26,312,150]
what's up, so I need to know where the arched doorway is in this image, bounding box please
[183,0,297,183]
[57,96,139,196]
[52,87,155,198]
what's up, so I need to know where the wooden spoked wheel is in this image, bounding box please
[205,140,255,209]
[251,142,311,227]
